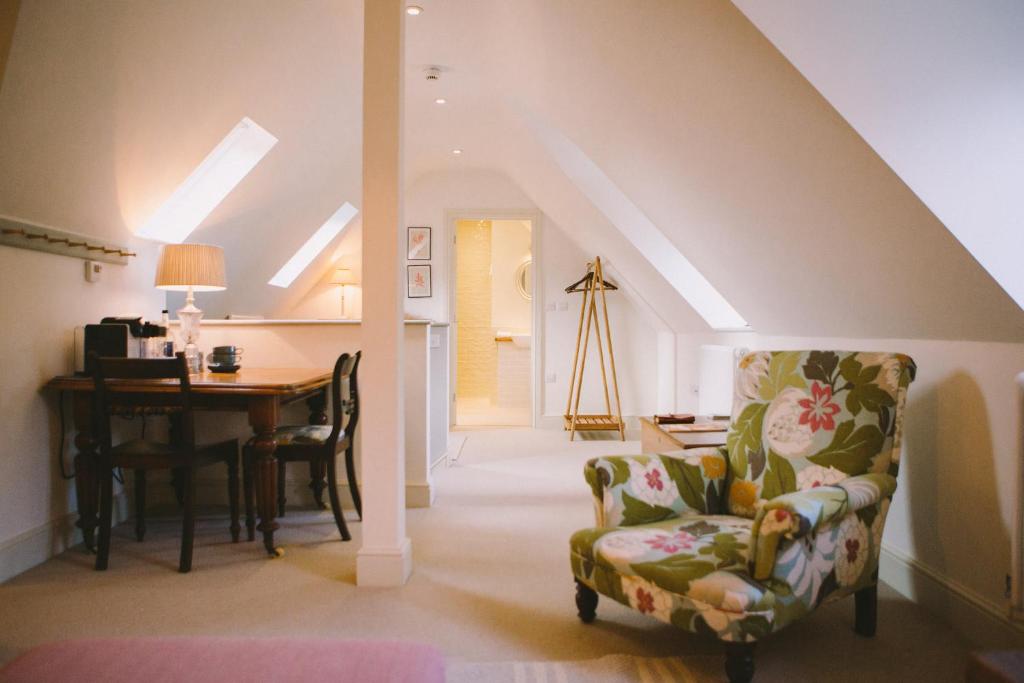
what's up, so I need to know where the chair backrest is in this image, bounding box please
[90,352,195,452]
[725,350,916,517]
[329,350,361,445]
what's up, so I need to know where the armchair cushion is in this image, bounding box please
[571,514,779,641]
[584,448,728,527]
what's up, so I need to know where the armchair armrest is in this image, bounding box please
[750,473,897,580]
[584,447,728,527]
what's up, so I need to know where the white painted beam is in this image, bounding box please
[357,0,411,587]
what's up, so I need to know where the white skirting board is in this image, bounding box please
[0,492,129,585]
[881,543,1024,648]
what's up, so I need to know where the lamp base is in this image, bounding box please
[177,287,204,373]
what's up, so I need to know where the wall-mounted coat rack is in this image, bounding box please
[0,216,136,266]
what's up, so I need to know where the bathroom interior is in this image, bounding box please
[453,218,533,427]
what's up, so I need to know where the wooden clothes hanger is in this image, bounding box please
[564,263,619,294]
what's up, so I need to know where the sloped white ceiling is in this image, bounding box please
[3,0,1022,341]
[732,0,1024,315]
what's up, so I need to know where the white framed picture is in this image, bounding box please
[407,226,431,260]
[407,264,432,298]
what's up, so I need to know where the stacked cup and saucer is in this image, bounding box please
[206,346,243,374]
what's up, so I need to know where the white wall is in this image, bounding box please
[679,331,1024,644]
[404,168,536,322]
[542,221,658,420]
[0,245,163,581]
[732,0,1024,313]
[0,1,168,580]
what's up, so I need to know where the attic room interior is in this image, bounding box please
[1,1,1023,681]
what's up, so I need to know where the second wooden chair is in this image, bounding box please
[242,351,361,542]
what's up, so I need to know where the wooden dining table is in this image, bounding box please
[46,367,333,557]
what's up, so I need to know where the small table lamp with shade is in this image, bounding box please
[329,267,358,318]
[155,243,226,372]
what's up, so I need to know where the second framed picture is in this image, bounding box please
[407,226,431,260]
[407,264,432,298]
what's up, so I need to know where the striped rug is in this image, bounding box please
[446,654,722,682]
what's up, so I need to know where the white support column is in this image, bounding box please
[357,0,411,587]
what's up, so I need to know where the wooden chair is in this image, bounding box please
[243,351,361,543]
[90,352,240,573]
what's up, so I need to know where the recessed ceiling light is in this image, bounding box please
[406,5,423,15]
[434,97,447,105]
[452,149,463,155]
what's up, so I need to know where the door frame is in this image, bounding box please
[445,208,544,428]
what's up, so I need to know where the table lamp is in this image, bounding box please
[155,243,226,371]
[329,268,358,319]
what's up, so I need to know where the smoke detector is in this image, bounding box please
[425,66,442,82]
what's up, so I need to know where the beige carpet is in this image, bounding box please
[0,428,971,681]
[447,654,721,682]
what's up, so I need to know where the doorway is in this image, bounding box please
[450,216,536,427]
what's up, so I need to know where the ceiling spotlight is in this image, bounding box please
[434,97,447,105]
[452,149,463,155]
[406,5,423,15]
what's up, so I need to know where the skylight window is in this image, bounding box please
[529,116,748,331]
[268,202,359,288]
[136,117,278,243]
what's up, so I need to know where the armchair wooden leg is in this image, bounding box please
[133,469,146,542]
[854,583,878,637]
[724,642,756,683]
[242,448,256,542]
[227,456,241,543]
[575,580,598,623]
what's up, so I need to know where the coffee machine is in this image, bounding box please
[74,317,171,375]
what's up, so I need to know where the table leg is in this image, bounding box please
[248,397,282,557]
[307,389,328,509]
[71,393,99,552]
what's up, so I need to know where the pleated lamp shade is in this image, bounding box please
[329,268,358,285]
[154,244,227,291]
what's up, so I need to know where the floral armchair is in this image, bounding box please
[570,351,916,682]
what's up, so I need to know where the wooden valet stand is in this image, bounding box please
[564,256,624,441]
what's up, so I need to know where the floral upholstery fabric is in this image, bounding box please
[570,350,915,643]
[271,425,334,446]
[585,449,728,527]
[726,351,914,518]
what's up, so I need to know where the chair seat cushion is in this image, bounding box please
[271,425,337,446]
[0,638,445,683]
[110,438,235,465]
[571,514,787,642]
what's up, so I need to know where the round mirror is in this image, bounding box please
[514,259,532,300]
